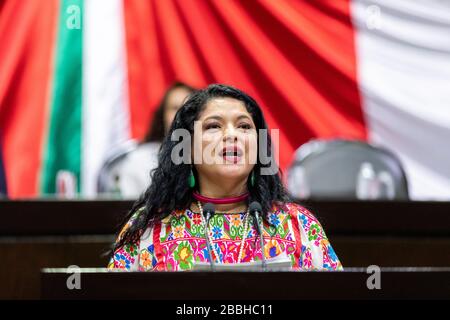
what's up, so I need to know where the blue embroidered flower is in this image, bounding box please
[203,244,223,263]
[269,213,280,226]
[202,248,211,261]
[269,246,277,257]
[300,214,308,227]
[301,245,306,252]
[116,253,131,269]
[213,243,223,262]
[212,226,222,239]
[147,244,157,267]
[327,245,338,262]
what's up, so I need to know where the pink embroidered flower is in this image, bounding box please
[303,249,313,268]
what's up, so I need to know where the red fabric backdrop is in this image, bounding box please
[124,0,367,172]
[0,0,58,197]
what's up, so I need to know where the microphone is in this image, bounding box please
[202,202,216,271]
[249,201,267,272]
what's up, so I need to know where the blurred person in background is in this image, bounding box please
[143,82,196,144]
[113,82,196,198]
[100,82,195,198]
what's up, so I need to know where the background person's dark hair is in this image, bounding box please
[144,81,196,143]
[113,84,289,252]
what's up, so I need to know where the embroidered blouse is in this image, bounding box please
[108,202,343,271]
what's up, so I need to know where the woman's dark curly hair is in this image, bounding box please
[113,84,289,252]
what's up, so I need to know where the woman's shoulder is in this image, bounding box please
[272,201,317,221]
[272,202,326,234]
[117,206,146,242]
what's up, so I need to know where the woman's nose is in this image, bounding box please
[223,125,238,143]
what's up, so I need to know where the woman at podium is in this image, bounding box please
[108,84,342,272]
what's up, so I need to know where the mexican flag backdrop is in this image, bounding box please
[1,0,449,199]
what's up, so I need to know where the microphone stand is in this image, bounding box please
[203,210,216,272]
[253,211,267,272]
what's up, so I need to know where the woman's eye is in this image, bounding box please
[205,123,220,130]
[238,123,252,130]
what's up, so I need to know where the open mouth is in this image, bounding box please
[221,146,243,164]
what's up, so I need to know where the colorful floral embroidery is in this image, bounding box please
[173,225,184,238]
[300,214,309,228]
[173,241,194,270]
[211,225,223,240]
[265,239,282,258]
[124,243,138,258]
[192,213,202,226]
[302,248,313,268]
[113,251,135,270]
[141,249,152,269]
[269,213,280,226]
[108,203,343,271]
[308,223,321,241]
[230,214,241,227]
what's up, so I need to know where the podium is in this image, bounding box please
[41,267,450,300]
[3,199,450,299]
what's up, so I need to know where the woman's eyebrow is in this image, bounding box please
[203,115,223,122]
[203,114,251,122]
[236,114,252,121]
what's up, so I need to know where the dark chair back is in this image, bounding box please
[287,139,409,200]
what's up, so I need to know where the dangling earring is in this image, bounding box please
[188,168,196,188]
[250,171,255,187]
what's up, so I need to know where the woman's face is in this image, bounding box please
[193,97,258,186]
